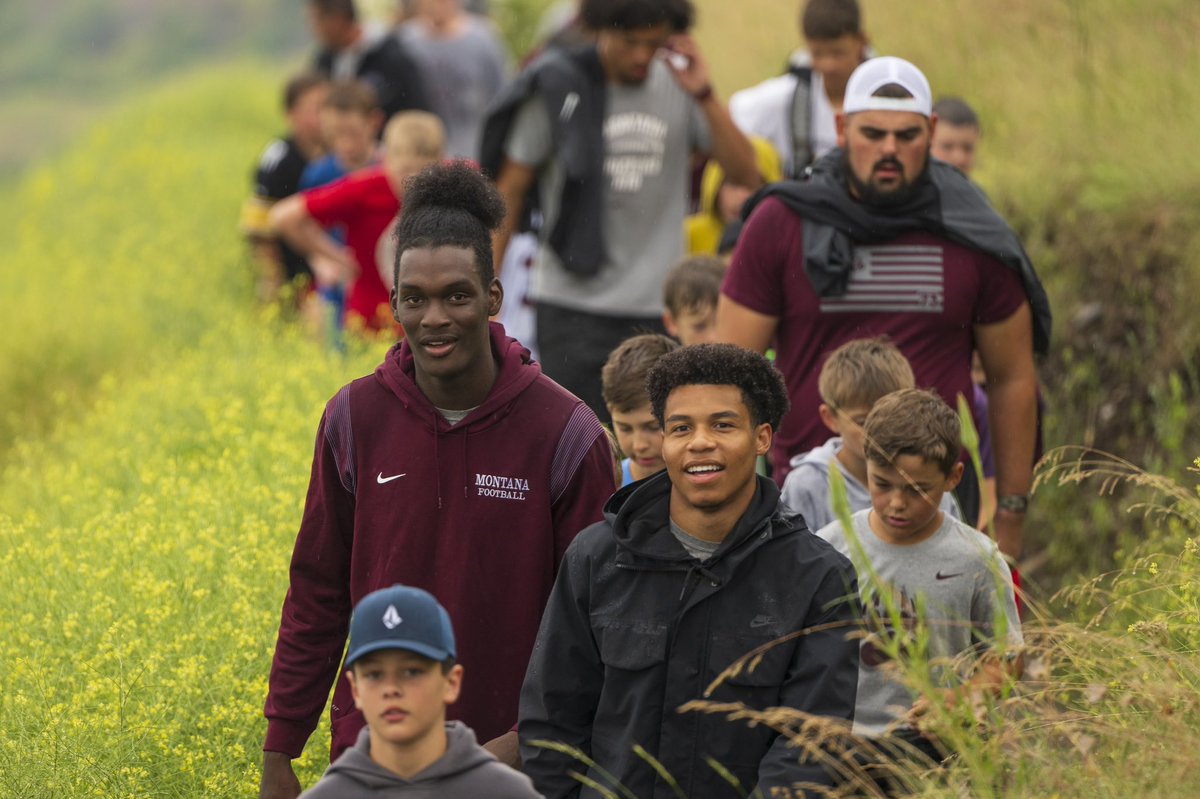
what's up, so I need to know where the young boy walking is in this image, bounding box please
[781,337,960,532]
[660,255,726,346]
[815,389,1022,770]
[300,585,540,798]
[600,334,680,486]
[269,111,445,331]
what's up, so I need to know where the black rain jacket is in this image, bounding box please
[519,473,860,798]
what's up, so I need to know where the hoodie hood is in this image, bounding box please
[603,470,785,565]
[374,322,542,434]
[787,436,841,477]
[322,722,495,790]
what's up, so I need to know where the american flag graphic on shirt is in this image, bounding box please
[819,245,945,313]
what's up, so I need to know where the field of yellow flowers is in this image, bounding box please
[0,67,386,796]
[1,62,1198,798]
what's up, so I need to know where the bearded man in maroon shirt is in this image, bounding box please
[717,57,1048,562]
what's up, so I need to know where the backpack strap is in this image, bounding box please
[787,65,814,179]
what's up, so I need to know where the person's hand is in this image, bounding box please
[259,751,302,799]
[310,249,356,289]
[660,34,712,98]
[482,730,522,770]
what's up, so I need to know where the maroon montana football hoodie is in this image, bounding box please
[264,323,616,761]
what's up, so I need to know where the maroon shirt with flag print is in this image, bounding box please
[722,196,1026,482]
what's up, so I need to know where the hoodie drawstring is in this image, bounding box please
[433,408,443,510]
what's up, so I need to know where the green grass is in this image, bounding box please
[0,318,385,797]
[0,63,287,458]
[698,0,1200,217]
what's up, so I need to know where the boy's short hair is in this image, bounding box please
[801,0,862,40]
[817,336,914,412]
[932,96,980,130]
[602,334,680,413]
[283,72,328,112]
[662,255,726,316]
[863,388,961,475]
[647,344,790,430]
[384,111,446,159]
[324,78,380,115]
[582,0,695,32]
[309,0,356,20]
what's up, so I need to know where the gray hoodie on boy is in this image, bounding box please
[781,437,961,532]
[300,722,539,799]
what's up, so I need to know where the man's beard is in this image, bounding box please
[842,148,929,209]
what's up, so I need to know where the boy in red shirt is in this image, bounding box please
[270,111,445,332]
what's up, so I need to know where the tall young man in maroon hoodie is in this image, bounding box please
[260,161,617,799]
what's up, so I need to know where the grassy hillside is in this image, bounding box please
[0,65,284,455]
[0,0,307,179]
[700,0,1200,216]
[0,68,388,795]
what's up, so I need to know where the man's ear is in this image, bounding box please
[487,278,504,318]
[754,423,773,457]
[835,113,847,148]
[390,284,400,321]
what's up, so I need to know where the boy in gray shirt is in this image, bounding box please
[782,337,960,533]
[816,389,1021,771]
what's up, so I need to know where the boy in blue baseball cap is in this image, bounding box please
[299,585,539,798]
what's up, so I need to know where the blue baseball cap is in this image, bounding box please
[345,585,456,668]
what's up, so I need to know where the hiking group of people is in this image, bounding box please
[243,0,1049,797]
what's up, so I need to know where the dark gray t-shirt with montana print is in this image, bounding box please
[505,59,710,316]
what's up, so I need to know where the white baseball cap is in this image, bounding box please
[843,56,932,117]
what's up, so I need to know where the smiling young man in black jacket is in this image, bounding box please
[519,344,861,798]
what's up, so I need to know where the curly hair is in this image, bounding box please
[646,344,790,430]
[393,159,505,288]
